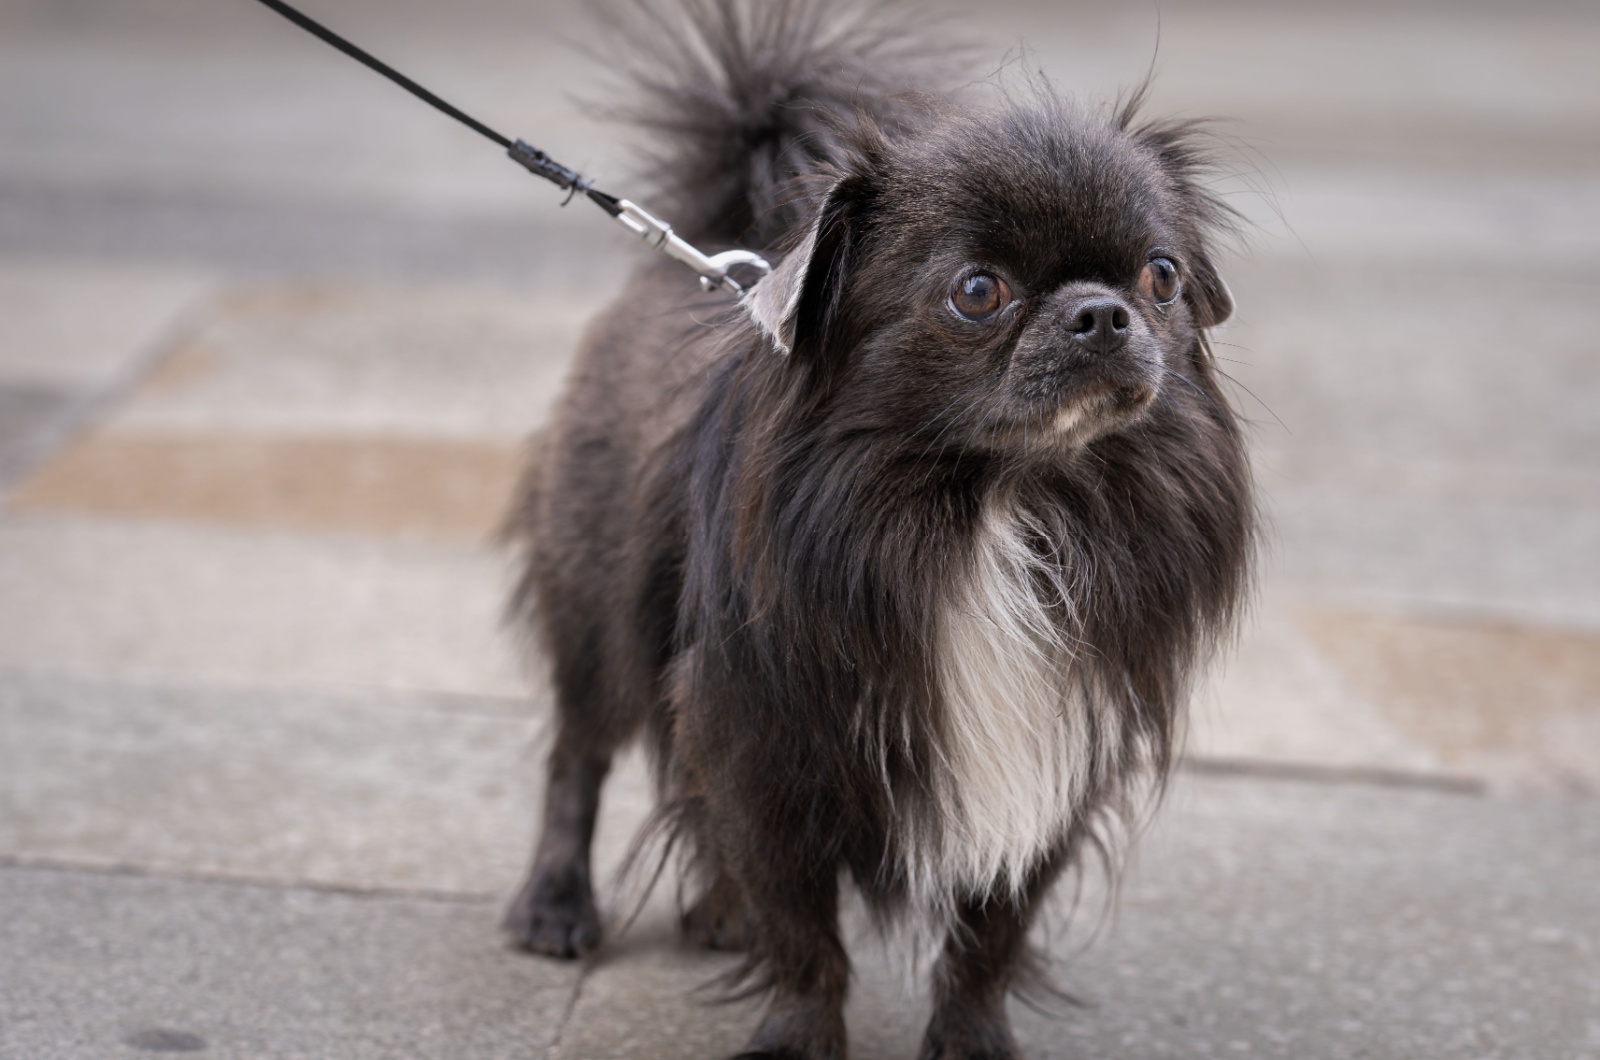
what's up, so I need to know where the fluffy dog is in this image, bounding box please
[503,3,1254,1057]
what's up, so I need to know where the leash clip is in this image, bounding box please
[611,200,772,295]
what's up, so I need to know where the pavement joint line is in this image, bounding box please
[545,955,594,1060]
[0,278,221,499]
[1181,755,1488,795]
[0,852,507,908]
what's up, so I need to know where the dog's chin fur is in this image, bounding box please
[1047,386,1157,449]
[504,3,1255,1057]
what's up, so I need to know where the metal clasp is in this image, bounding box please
[611,200,772,295]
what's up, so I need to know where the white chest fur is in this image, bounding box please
[899,501,1122,917]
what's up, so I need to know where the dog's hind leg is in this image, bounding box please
[680,829,755,951]
[505,606,642,958]
[504,721,611,958]
[681,870,755,952]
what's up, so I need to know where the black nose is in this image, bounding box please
[1067,299,1131,354]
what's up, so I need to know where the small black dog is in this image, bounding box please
[504,2,1253,1057]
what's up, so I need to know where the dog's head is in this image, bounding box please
[745,89,1237,457]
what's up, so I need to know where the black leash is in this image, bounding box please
[249,0,769,292]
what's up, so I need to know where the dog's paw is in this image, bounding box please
[920,1041,1022,1060]
[681,879,754,952]
[920,1047,1021,1060]
[504,864,600,959]
[919,1012,1022,1060]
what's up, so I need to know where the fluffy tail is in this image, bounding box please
[593,0,962,249]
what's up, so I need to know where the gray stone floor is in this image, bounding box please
[1,0,1597,1057]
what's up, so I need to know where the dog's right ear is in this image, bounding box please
[745,175,871,357]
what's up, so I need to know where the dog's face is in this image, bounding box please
[747,95,1235,457]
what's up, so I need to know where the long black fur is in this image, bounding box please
[504,3,1254,1057]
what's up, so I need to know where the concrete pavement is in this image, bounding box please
[1,0,1597,1056]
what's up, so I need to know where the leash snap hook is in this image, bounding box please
[611,200,771,295]
[699,250,773,294]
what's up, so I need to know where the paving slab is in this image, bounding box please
[1190,604,1446,778]
[0,514,524,697]
[1198,596,1600,793]
[1291,609,1600,793]
[2,279,591,536]
[94,283,593,439]
[0,671,541,896]
[5,728,1597,1060]
[1266,487,1600,631]
[1217,252,1600,634]
[0,866,579,1060]
[0,177,634,286]
[555,777,1600,1060]
[7,767,1594,1060]
[0,259,214,488]
[1220,258,1600,473]
[0,11,616,218]
[0,260,211,391]
[0,665,659,899]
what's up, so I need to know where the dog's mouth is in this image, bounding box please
[964,350,1163,454]
[996,327,1164,447]
[972,379,1155,455]
[1038,372,1158,447]
[1051,378,1154,430]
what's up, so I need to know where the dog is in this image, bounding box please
[503,2,1254,1057]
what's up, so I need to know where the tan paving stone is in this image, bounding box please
[11,430,527,541]
[1292,610,1600,793]
[1191,605,1445,778]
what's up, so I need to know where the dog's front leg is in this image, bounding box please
[721,814,850,1060]
[919,892,1033,1060]
[920,854,1064,1060]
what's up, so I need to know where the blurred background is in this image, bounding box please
[1,1,1596,1057]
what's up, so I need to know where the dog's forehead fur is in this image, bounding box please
[877,102,1178,286]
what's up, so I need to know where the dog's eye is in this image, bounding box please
[949,273,1010,322]
[1138,258,1181,305]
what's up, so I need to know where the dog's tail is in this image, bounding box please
[593,0,963,249]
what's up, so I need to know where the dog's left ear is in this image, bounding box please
[1122,105,1239,330]
[1186,257,1234,328]
[745,174,871,356]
